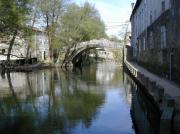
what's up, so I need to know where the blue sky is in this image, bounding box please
[73,0,136,38]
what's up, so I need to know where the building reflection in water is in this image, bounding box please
[123,71,160,134]
[0,63,156,134]
[0,63,135,134]
[0,69,105,134]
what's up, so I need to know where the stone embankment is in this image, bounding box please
[0,58,54,72]
[0,63,53,72]
[124,61,180,134]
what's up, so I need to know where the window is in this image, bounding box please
[2,49,5,54]
[162,1,165,12]
[138,39,141,52]
[154,10,157,19]
[143,37,146,50]
[159,51,163,64]
[44,51,46,60]
[160,26,167,49]
[150,11,153,24]
[150,32,154,49]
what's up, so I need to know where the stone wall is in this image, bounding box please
[124,61,175,134]
[135,1,180,83]
[125,45,133,61]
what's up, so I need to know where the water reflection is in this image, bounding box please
[0,63,135,134]
[123,72,160,134]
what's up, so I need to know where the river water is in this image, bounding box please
[0,62,155,134]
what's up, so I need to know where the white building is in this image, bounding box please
[131,0,172,57]
[28,28,49,61]
[0,37,27,60]
[130,0,180,82]
[0,28,49,61]
[97,50,114,60]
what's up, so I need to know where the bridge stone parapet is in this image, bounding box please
[62,39,123,67]
[76,39,122,49]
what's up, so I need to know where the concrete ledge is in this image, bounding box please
[124,60,175,134]
[160,107,174,134]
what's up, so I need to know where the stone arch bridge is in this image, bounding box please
[62,39,123,67]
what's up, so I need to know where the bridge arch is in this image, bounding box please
[62,39,122,67]
[72,46,105,66]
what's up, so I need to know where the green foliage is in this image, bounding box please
[0,0,107,63]
[37,0,65,61]
[113,49,123,63]
[59,2,107,47]
[0,0,30,35]
[0,0,31,61]
[38,0,64,27]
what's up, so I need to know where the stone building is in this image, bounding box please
[28,28,49,61]
[0,28,49,61]
[97,50,114,60]
[130,0,180,82]
[0,37,27,60]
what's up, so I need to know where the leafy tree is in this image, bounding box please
[79,2,106,40]
[0,0,106,65]
[26,0,41,59]
[59,2,106,47]
[38,0,66,62]
[0,0,30,62]
[58,2,106,65]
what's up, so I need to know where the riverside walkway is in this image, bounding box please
[125,61,180,134]
[127,62,180,98]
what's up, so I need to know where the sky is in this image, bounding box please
[74,0,136,38]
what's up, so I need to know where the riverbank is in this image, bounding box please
[0,59,123,72]
[124,60,180,134]
[0,63,54,72]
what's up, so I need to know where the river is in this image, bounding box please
[0,62,156,134]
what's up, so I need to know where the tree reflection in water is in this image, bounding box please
[123,71,160,134]
[0,69,105,134]
[0,63,136,134]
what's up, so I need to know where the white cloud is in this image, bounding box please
[74,0,135,38]
[96,3,132,38]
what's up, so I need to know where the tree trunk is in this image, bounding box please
[55,51,62,64]
[26,43,30,60]
[47,30,53,62]
[7,72,20,109]
[61,46,71,67]
[45,13,53,63]
[7,30,17,62]
[48,24,55,63]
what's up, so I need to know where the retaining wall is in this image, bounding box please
[124,61,175,134]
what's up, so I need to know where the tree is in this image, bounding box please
[0,0,31,62]
[0,0,106,65]
[79,2,106,40]
[59,2,106,66]
[38,0,66,62]
[26,0,40,59]
[59,2,106,47]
